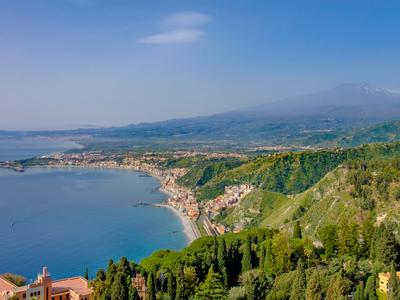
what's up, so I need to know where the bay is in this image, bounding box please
[0,140,188,280]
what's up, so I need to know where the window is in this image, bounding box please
[31,292,34,297]
[38,291,41,295]
[23,293,26,298]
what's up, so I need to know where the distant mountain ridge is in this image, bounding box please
[2,82,400,150]
[92,82,400,146]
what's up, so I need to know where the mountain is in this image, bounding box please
[2,83,400,150]
[239,82,400,119]
[89,82,400,145]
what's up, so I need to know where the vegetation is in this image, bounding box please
[1,274,26,287]
[193,142,400,201]
[92,219,400,299]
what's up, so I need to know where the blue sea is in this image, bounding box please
[0,139,187,280]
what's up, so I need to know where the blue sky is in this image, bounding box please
[1,0,399,130]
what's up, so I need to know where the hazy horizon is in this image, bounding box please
[1,0,400,130]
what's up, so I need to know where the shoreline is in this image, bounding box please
[153,203,201,243]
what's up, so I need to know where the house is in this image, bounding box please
[131,273,147,300]
[0,267,93,300]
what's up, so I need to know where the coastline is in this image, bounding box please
[13,164,202,244]
[154,203,200,243]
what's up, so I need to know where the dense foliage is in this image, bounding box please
[191,143,400,200]
[91,220,400,299]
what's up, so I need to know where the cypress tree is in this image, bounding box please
[111,272,127,300]
[106,260,117,286]
[293,221,302,239]
[118,257,131,277]
[175,265,186,300]
[147,272,156,300]
[175,277,185,300]
[354,282,365,300]
[259,245,265,270]
[290,259,306,300]
[319,225,338,260]
[376,226,399,266]
[128,285,140,300]
[306,270,324,300]
[167,273,176,300]
[364,275,377,300]
[264,239,273,276]
[388,263,400,300]
[217,238,229,289]
[195,266,226,299]
[242,235,252,273]
[84,268,89,280]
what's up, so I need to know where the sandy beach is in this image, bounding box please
[154,203,201,243]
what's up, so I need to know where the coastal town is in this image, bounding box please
[3,150,251,241]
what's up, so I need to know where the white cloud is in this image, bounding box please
[138,29,204,44]
[138,11,211,45]
[163,11,212,28]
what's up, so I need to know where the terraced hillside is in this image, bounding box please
[215,155,400,237]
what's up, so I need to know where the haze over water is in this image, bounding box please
[0,140,187,280]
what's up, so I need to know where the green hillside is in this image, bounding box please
[193,142,400,201]
[338,120,400,147]
[215,156,400,239]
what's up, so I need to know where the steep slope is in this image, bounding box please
[215,155,400,237]
[195,142,400,200]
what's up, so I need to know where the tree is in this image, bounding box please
[354,282,365,300]
[84,268,89,280]
[195,266,227,299]
[242,235,252,273]
[147,272,156,300]
[106,259,117,287]
[306,270,324,300]
[239,269,272,300]
[259,245,265,270]
[111,272,128,300]
[338,221,359,258]
[290,259,306,300]
[318,225,338,260]
[271,232,293,274]
[264,239,273,276]
[364,275,377,300]
[376,226,399,266]
[388,263,400,300]
[326,273,352,300]
[128,285,140,300]
[217,238,229,289]
[167,273,175,299]
[175,276,185,300]
[293,221,302,239]
[118,257,131,278]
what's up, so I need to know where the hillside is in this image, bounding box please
[214,155,400,238]
[190,142,400,201]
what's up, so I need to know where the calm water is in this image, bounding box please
[0,138,80,161]
[0,140,187,280]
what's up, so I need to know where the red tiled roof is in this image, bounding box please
[0,276,16,294]
[52,277,92,296]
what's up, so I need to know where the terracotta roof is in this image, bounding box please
[52,277,92,296]
[0,276,16,294]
